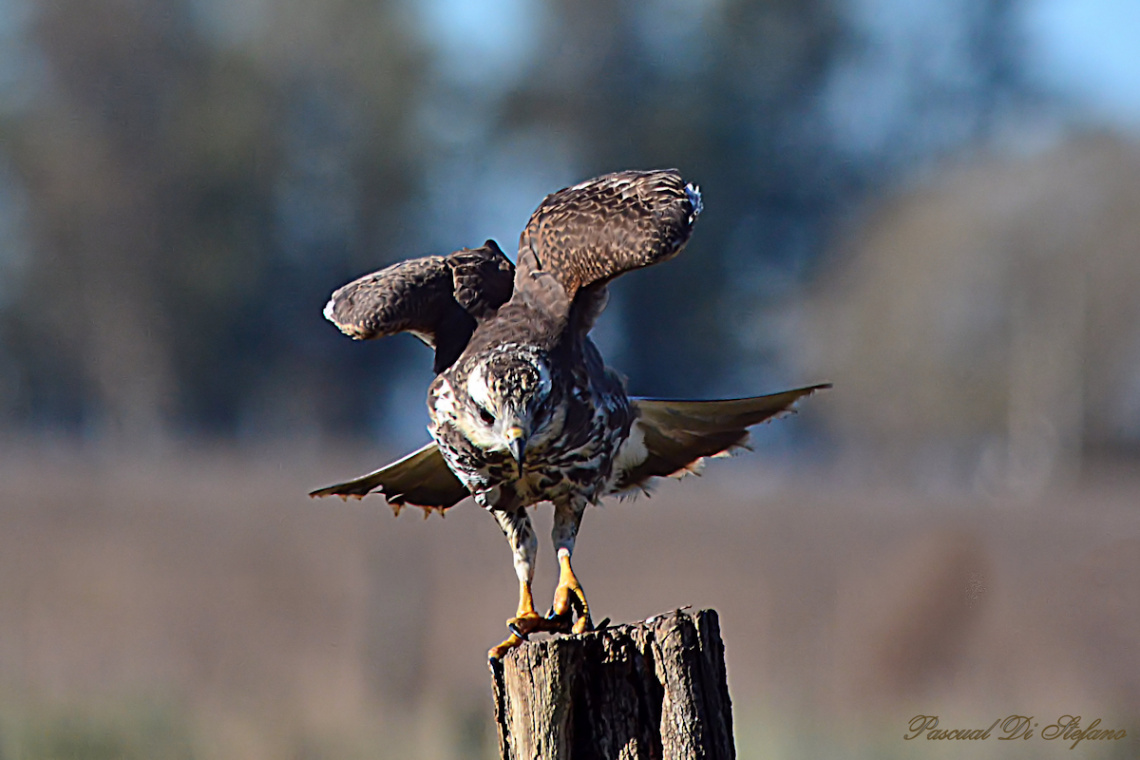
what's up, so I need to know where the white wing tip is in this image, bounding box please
[684,183,703,220]
[323,294,368,339]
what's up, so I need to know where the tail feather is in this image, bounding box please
[611,383,830,493]
[309,442,470,515]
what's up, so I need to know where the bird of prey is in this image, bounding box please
[312,169,828,660]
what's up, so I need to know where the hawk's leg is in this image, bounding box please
[549,500,592,634]
[488,508,567,661]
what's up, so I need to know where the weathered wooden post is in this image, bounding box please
[490,608,735,760]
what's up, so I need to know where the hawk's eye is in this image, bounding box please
[478,406,496,425]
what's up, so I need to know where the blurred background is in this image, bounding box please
[1,0,1138,757]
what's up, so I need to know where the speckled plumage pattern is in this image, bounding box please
[312,169,828,657]
[428,338,630,511]
[418,173,701,629]
[420,170,702,520]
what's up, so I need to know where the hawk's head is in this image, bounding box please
[433,345,561,467]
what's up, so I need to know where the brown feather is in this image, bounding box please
[309,442,470,511]
[323,241,514,372]
[612,384,831,492]
[512,169,699,329]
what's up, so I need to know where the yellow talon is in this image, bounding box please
[489,632,524,661]
[489,556,597,661]
[490,579,573,660]
[551,552,593,633]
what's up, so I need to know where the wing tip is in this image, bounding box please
[322,293,372,340]
[308,484,369,500]
[311,482,448,517]
[684,183,703,220]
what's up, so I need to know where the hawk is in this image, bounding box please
[312,169,828,659]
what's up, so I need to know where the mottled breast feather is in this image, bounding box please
[323,240,514,373]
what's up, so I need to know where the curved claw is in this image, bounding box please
[546,603,590,630]
[507,611,570,638]
[551,570,591,632]
[489,632,524,661]
[492,611,573,660]
[491,559,597,661]
[571,613,593,635]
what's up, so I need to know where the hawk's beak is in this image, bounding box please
[505,426,527,467]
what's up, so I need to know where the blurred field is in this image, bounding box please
[3,3,1138,758]
[1,444,1137,759]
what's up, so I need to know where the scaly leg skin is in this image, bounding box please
[488,509,569,661]
[551,549,592,633]
[549,500,593,634]
[489,578,572,660]
[506,577,570,639]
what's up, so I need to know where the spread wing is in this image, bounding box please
[323,241,514,373]
[611,384,831,493]
[512,169,701,329]
[309,442,469,515]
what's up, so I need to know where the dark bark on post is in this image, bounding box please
[490,608,735,760]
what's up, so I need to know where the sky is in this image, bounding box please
[0,0,1136,132]
[1020,0,1140,128]
[409,0,1140,136]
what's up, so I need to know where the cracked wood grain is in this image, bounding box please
[491,609,735,760]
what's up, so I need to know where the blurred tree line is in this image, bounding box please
[0,0,1032,448]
